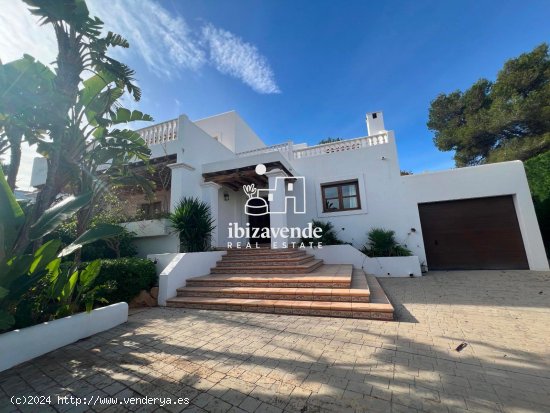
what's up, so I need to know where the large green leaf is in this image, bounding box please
[79,260,101,289]
[29,239,61,274]
[29,192,92,240]
[60,271,78,300]
[58,223,123,257]
[79,71,117,112]
[0,168,24,258]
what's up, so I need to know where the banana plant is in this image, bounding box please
[0,54,56,190]
[0,168,122,332]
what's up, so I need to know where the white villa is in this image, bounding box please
[32,110,549,273]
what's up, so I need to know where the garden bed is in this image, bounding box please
[0,303,128,372]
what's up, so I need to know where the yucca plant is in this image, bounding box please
[169,197,216,252]
[361,228,412,257]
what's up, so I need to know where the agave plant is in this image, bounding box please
[169,197,216,252]
[361,228,412,257]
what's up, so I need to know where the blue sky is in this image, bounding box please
[1,0,550,188]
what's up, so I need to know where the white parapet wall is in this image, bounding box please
[150,251,226,306]
[307,245,422,277]
[0,303,128,372]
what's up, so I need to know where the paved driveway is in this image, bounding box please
[1,270,549,413]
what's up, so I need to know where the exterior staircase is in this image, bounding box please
[166,248,394,320]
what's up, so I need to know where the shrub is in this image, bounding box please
[301,220,344,245]
[525,151,550,256]
[169,197,215,252]
[361,228,412,257]
[92,258,157,304]
[48,221,137,260]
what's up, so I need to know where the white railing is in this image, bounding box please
[137,119,178,145]
[235,141,293,158]
[293,132,388,159]
[234,133,389,160]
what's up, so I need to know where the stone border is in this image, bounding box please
[0,303,128,372]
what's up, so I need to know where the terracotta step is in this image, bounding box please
[220,250,307,260]
[176,286,370,302]
[166,296,392,320]
[223,248,306,256]
[217,255,315,266]
[210,259,323,274]
[186,265,352,288]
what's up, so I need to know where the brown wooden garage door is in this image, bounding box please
[418,196,528,270]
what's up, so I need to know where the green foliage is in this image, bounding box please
[0,168,123,332]
[361,228,412,257]
[170,197,215,252]
[8,0,152,258]
[318,137,343,145]
[0,55,56,189]
[301,220,344,245]
[93,258,157,304]
[428,43,550,166]
[525,151,550,255]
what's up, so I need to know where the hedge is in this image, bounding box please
[93,258,157,304]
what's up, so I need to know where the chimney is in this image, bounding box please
[366,111,385,135]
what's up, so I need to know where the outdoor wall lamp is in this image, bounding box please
[224,192,230,201]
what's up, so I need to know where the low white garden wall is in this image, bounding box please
[367,256,422,277]
[307,245,422,277]
[151,251,226,306]
[0,302,128,372]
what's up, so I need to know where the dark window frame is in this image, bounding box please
[139,201,163,219]
[321,180,361,213]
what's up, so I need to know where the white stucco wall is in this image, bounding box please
[402,161,549,271]
[170,115,236,209]
[133,234,179,257]
[153,251,226,305]
[288,133,422,260]
[194,111,265,154]
[0,303,128,372]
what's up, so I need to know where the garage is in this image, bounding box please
[418,196,529,270]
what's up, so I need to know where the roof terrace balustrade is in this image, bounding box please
[137,118,178,145]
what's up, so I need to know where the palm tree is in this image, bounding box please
[12,0,150,254]
[169,198,216,252]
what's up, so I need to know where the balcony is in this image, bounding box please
[137,119,178,145]
[234,132,389,160]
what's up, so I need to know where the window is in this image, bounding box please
[139,202,163,219]
[321,180,361,212]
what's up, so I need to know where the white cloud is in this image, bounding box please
[1,0,280,188]
[88,0,206,78]
[0,1,57,64]
[88,0,279,93]
[202,24,280,94]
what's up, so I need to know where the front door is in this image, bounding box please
[247,197,270,244]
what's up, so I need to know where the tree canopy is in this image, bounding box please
[427,43,550,167]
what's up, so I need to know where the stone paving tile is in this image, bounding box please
[0,270,549,412]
